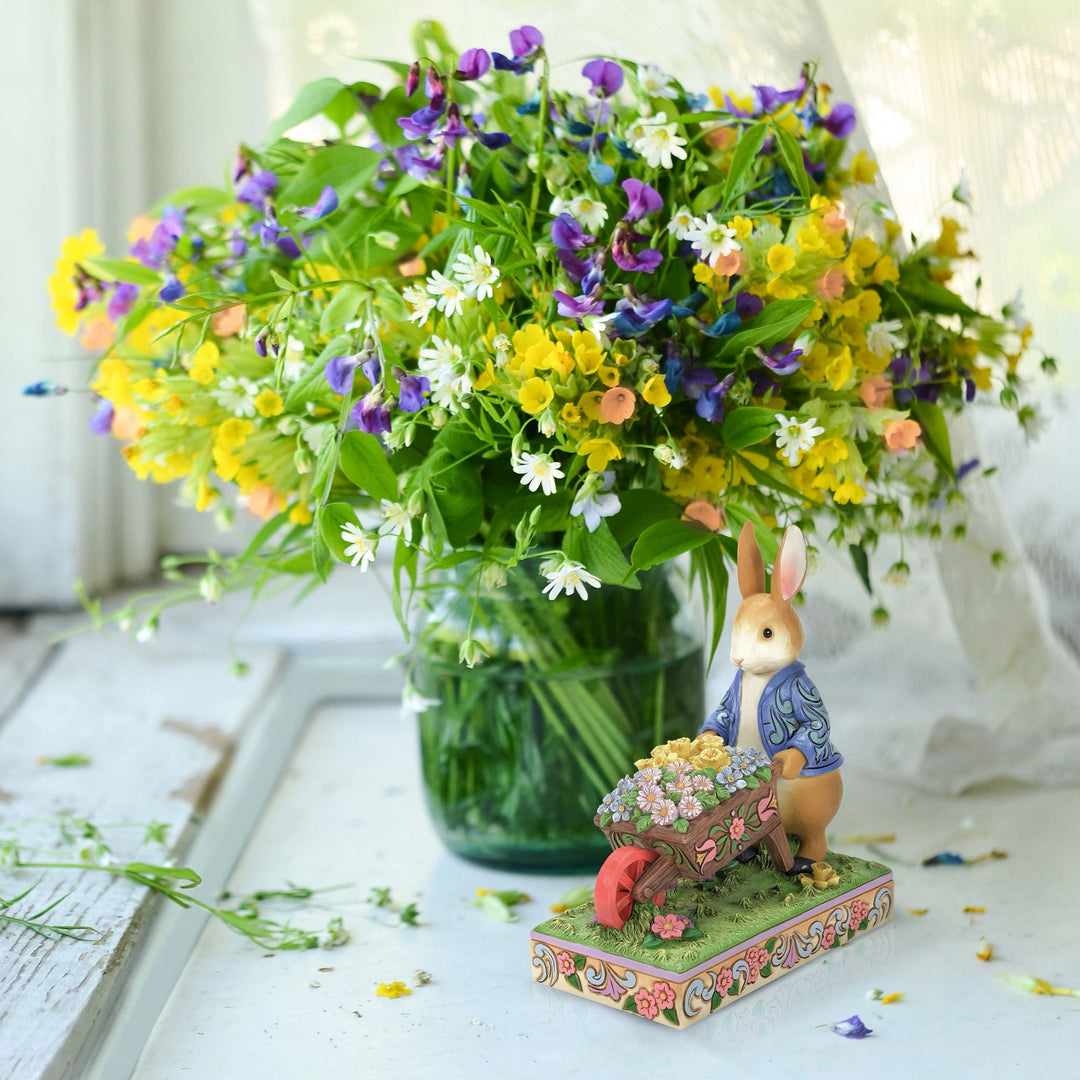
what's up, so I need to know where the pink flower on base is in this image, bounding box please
[634,988,659,1019]
[745,944,769,982]
[716,967,734,996]
[652,912,691,940]
[850,900,869,927]
[728,814,746,843]
[821,925,837,949]
[652,981,676,1010]
[557,951,576,976]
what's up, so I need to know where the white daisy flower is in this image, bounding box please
[418,336,471,412]
[452,245,501,301]
[636,64,679,100]
[774,414,826,466]
[567,194,609,232]
[540,558,602,601]
[213,376,258,417]
[512,452,564,496]
[684,213,739,268]
[654,443,687,469]
[403,283,436,325]
[340,520,377,570]
[865,319,906,359]
[492,333,512,364]
[666,205,697,240]
[425,270,465,318]
[630,111,687,170]
[378,499,414,538]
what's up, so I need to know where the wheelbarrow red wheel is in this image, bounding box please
[594,846,660,929]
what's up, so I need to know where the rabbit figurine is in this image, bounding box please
[700,521,842,875]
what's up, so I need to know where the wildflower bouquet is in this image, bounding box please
[46,23,1042,863]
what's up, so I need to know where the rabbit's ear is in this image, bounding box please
[737,521,766,598]
[772,525,807,602]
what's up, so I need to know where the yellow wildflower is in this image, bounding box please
[289,502,313,525]
[693,262,716,287]
[518,377,554,415]
[577,438,623,472]
[767,277,806,300]
[255,389,284,417]
[189,341,221,385]
[692,455,725,494]
[579,391,604,421]
[47,228,105,335]
[196,480,219,512]
[832,480,866,505]
[934,217,963,258]
[473,357,496,391]
[571,330,604,374]
[597,364,621,387]
[850,150,878,185]
[376,981,412,1000]
[560,402,581,424]
[796,222,825,253]
[871,255,899,285]
[767,244,796,275]
[214,418,254,454]
[642,374,671,407]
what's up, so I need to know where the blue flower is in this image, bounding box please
[551,213,596,252]
[89,398,114,434]
[296,185,338,221]
[394,368,430,412]
[701,311,742,338]
[159,274,185,303]
[588,158,616,186]
[831,1015,873,1039]
[492,25,543,74]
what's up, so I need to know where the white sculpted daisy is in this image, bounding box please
[213,376,258,417]
[540,558,602,601]
[666,205,697,240]
[340,520,377,570]
[452,245,501,301]
[651,798,679,826]
[865,319,906,359]
[636,64,679,100]
[630,112,687,169]
[636,782,664,813]
[685,213,739,268]
[425,270,465,318]
[403,283,436,325]
[676,794,704,820]
[512,452,564,496]
[774,414,826,466]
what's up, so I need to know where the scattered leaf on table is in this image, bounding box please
[1003,973,1080,997]
[476,893,515,922]
[36,754,92,767]
[835,833,897,844]
[963,906,986,913]
[550,883,593,912]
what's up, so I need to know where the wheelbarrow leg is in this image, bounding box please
[760,822,794,873]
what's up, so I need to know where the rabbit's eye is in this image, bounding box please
[762,627,773,639]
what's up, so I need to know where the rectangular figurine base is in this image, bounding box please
[530,865,893,1029]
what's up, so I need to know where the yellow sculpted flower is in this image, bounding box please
[767,244,796,275]
[832,479,867,505]
[189,341,221,386]
[692,746,732,770]
[665,737,694,760]
[691,730,725,751]
[577,437,623,472]
[642,374,671,408]
[255,389,284,417]
[518,377,554,415]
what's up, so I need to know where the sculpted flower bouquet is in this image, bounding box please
[44,23,1042,863]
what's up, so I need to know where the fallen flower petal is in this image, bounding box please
[376,981,413,999]
[976,939,993,961]
[880,992,904,1005]
[907,908,929,916]
[963,906,986,913]
[831,1015,872,1039]
[1003,973,1080,997]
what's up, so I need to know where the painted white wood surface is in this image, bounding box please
[135,703,1080,1079]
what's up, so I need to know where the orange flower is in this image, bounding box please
[816,269,845,300]
[884,418,921,452]
[859,375,892,409]
[245,485,285,519]
[599,386,636,424]
[211,305,246,337]
[683,501,723,531]
[713,249,743,277]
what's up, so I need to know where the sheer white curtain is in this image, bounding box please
[248,0,1080,790]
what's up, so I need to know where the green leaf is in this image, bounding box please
[310,511,332,583]
[150,187,232,214]
[848,543,873,595]
[640,932,663,949]
[81,257,160,286]
[672,818,689,833]
[338,431,399,502]
[323,86,358,133]
[266,77,347,144]
[624,995,639,1012]
[724,503,779,565]
[721,406,779,450]
[318,501,361,563]
[279,145,383,208]
[692,182,726,217]
[662,1007,680,1025]
[717,298,816,361]
[681,927,703,941]
[631,519,716,572]
[432,463,485,548]
[123,863,201,888]
[319,283,366,335]
[372,278,410,322]
[897,264,978,318]
[730,451,807,502]
[723,123,768,210]
[772,124,811,199]
[573,953,587,970]
[565,973,582,991]
[607,489,680,549]
[692,539,729,669]
[478,893,516,922]
[909,401,955,479]
[567,520,640,589]
[636,816,654,833]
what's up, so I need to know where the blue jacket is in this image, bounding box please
[700,661,843,776]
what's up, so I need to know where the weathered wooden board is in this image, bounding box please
[0,633,282,1080]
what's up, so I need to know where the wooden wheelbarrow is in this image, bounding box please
[593,760,793,929]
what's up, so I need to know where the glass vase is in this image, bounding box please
[411,561,704,872]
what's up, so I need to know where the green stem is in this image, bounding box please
[527,53,551,235]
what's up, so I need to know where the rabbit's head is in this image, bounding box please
[729,522,807,676]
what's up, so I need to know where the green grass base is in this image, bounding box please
[533,849,891,974]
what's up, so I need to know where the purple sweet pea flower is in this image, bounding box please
[890,353,940,404]
[831,1015,873,1040]
[820,102,856,139]
[253,327,270,358]
[554,289,605,320]
[325,354,362,395]
[351,392,392,435]
[393,144,445,179]
[131,210,185,269]
[556,248,593,283]
[438,104,469,147]
[405,61,421,99]
[612,293,672,336]
[424,66,446,111]
[680,366,718,401]
[756,344,803,375]
[236,170,277,211]
[551,213,596,251]
[582,58,623,99]
[259,206,283,247]
[475,128,511,150]
[394,367,430,412]
[398,105,444,141]
[956,458,980,482]
[753,70,807,114]
[159,274,185,303]
[663,348,685,395]
[701,311,742,338]
[621,178,662,222]
[492,25,544,74]
[228,230,248,258]
[361,356,381,386]
[296,185,338,221]
[611,222,662,274]
[735,292,764,320]
[107,282,139,322]
[749,368,780,399]
[671,291,708,318]
[455,48,491,81]
[89,398,114,435]
[696,374,735,423]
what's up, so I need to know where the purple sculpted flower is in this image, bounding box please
[621,178,662,222]
[820,102,856,139]
[159,274,185,303]
[394,368,430,412]
[236,170,277,212]
[351,392,392,435]
[611,222,662,274]
[398,105,444,141]
[324,354,361,395]
[455,48,491,81]
[296,185,338,221]
[582,58,624,99]
[554,289,605,320]
[551,213,596,252]
[735,292,764,320]
[107,282,139,322]
[492,25,544,74]
[89,397,114,435]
